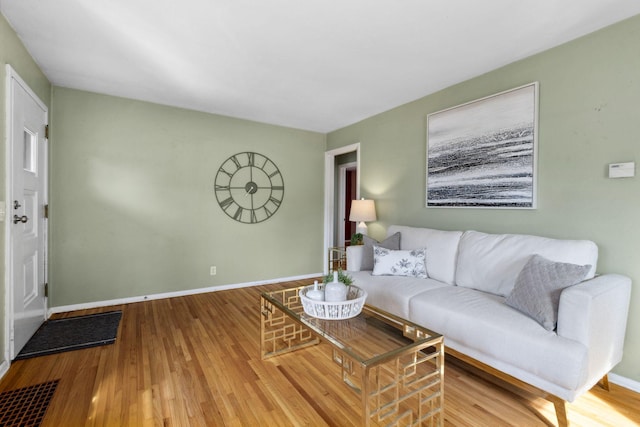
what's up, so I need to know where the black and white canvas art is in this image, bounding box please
[426,83,538,208]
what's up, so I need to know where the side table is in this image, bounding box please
[328,246,347,273]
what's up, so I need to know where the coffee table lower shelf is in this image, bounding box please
[260,287,444,426]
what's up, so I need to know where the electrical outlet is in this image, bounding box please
[210,266,217,276]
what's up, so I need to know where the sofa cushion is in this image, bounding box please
[349,271,447,318]
[455,230,598,297]
[372,247,427,278]
[506,255,591,331]
[388,225,463,285]
[409,286,588,392]
[361,232,401,270]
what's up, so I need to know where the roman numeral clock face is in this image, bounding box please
[214,152,284,224]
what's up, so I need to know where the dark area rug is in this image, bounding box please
[0,380,59,427]
[15,311,122,360]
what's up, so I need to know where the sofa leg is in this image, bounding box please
[599,374,610,391]
[551,397,568,427]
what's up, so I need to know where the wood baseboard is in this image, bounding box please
[609,372,640,393]
[47,273,322,316]
[0,360,9,381]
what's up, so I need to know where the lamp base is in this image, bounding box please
[356,222,368,236]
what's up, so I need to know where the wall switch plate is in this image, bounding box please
[0,201,5,222]
[608,162,635,178]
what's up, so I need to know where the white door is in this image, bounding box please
[6,66,48,359]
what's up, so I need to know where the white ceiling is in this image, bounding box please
[2,1,640,133]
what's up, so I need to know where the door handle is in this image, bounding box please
[13,215,28,224]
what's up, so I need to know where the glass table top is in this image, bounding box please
[261,285,442,367]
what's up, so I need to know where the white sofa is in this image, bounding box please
[346,225,631,426]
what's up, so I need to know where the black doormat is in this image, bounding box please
[15,311,122,360]
[0,380,59,427]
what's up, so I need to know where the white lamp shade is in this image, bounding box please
[349,199,376,222]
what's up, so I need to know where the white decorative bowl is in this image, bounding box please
[299,285,367,320]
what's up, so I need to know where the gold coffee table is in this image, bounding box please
[260,286,444,426]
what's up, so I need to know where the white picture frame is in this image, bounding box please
[426,82,539,208]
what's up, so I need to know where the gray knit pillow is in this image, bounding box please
[506,254,591,331]
[360,232,400,271]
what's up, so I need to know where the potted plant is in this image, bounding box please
[323,270,353,286]
[350,233,364,246]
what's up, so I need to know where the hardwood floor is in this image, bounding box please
[1,279,639,426]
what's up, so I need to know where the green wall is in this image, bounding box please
[327,15,640,382]
[50,88,325,306]
[0,14,51,367]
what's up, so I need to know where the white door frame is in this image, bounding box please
[323,143,360,274]
[3,65,49,364]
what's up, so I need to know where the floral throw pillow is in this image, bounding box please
[372,246,428,278]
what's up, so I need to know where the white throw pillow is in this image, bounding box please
[372,246,427,279]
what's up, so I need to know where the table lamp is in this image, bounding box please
[349,198,376,236]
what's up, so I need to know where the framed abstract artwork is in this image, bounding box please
[426,82,538,208]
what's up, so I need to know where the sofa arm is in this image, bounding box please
[557,274,631,378]
[346,246,364,271]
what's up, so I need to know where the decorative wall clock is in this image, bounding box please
[214,152,284,224]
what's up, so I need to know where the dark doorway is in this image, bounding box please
[344,168,357,245]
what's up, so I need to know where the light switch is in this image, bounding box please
[0,201,5,222]
[608,162,635,178]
